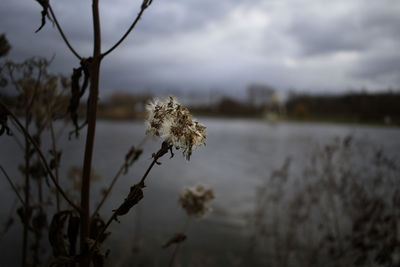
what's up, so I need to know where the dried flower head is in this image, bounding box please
[179,184,215,218]
[145,96,206,160]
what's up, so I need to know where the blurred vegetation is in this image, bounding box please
[286,92,400,125]
[248,136,400,267]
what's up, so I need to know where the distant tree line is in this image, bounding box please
[286,91,400,125]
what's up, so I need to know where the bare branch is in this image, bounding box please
[0,165,25,206]
[48,108,61,212]
[101,0,152,58]
[48,5,82,60]
[91,141,172,251]
[91,136,147,218]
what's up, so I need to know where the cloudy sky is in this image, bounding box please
[1,0,399,97]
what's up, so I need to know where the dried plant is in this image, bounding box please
[248,135,400,267]
[145,96,206,160]
[165,184,215,267]
[0,1,209,266]
[179,184,215,219]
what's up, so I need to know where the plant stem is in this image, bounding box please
[92,165,124,218]
[79,0,101,265]
[168,217,190,267]
[94,156,158,245]
[91,137,147,219]
[49,113,61,212]
[0,165,25,206]
[92,142,171,251]
[101,1,151,58]
[22,116,31,267]
[0,101,80,212]
[48,5,82,60]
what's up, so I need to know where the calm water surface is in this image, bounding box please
[0,118,399,266]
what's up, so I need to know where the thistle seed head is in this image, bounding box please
[145,96,206,160]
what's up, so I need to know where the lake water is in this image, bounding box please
[0,118,399,266]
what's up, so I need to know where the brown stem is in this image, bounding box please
[91,142,171,252]
[0,101,80,212]
[91,165,124,218]
[49,115,61,212]
[33,155,44,266]
[101,1,151,58]
[48,5,82,60]
[79,1,101,265]
[168,217,190,267]
[0,165,25,206]
[91,137,147,218]
[93,157,158,247]
[22,111,31,267]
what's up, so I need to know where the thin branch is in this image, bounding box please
[0,165,25,206]
[0,198,18,241]
[91,136,147,218]
[10,120,24,151]
[92,166,124,218]
[0,101,80,212]
[48,109,61,212]
[48,5,82,60]
[101,1,152,58]
[92,157,157,249]
[168,217,190,267]
[22,105,31,267]
[5,64,22,93]
[91,141,171,251]
[26,62,43,112]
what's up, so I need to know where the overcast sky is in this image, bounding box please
[1,0,399,97]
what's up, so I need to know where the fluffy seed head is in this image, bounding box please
[145,96,206,160]
[179,184,215,218]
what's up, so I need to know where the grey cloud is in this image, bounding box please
[1,0,399,94]
[288,2,400,57]
[352,53,400,79]
[288,13,367,56]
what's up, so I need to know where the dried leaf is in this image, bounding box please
[141,0,153,9]
[0,105,12,136]
[35,0,51,33]
[49,211,70,257]
[68,58,91,138]
[114,184,144,217]
[67,213,79,256]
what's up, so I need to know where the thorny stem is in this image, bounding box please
[79,0,101,265]
[0,165,25,206]
[0,101,80,212]
[101,0,152,58]
[48,5,82,60]
[91,136,147,219]
[168,217,190,267]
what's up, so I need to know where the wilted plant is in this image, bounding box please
[0,55,72,266]
[248,135,400,267]
[0,1,209,266]
[164,184,215,267]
